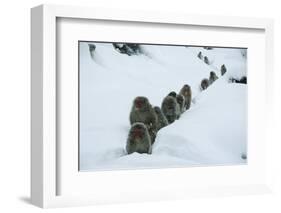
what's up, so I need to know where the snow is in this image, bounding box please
[79,42,247,171]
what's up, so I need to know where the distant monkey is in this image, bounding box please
[129,96,158,143]
[229,76,247,84]
[88,44,96,59]
[204,56,210,65]
[126,122,152,154]
[153,106,169,130]
[179,84,192,110]
[209,71,218,84]
[239,76,247,84]
[161,96,180,124]
[197,51,203,59]
[241,153,247,160]
[221,64,227,76]
[200,78,209,91]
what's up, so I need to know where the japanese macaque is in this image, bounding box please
[209,71,218,84]
[221,64,227,76]
[197,51,203,59]
[179,84,192,110]
[176,94,186,113]
[241,153,247,160]
[204,56,210,65]
[129,96,158,143]
[88,44,96,59]
[161,96,180,124]
[200,78,209,91]
[153,106,169,130]
[229,76,247,84]
[126,122,152,154]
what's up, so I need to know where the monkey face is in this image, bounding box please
[134,97,149,110]
[130,123,146,139]
[165,97,176,110]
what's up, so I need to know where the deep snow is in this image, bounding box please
[79,42,247,171]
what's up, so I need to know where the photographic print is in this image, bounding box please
[79,41,247,171]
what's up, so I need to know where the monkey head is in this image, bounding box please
[201,78,209,90]
[130,123,146,139]
[168,91,177,98]
[180,84,191,96]
[210,71,216,77]
[126,122,152,154]
[133,96,150,111]
[165,96,177,110]
[88,44,96,52]
[153,106,161,114]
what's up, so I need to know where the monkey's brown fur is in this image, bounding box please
[161,96,180,124]
[126,122,152,154]
[179,84,192,110]
[200,78,209,91]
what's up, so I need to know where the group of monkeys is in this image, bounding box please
[126,55,228,155]
[126,84,192,155]
[200,64,227,91]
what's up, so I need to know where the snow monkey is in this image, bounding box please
[161,96,180,124]
[176,94,186,113]
[221,64,227,76]
[197,51,203,59]
[166,92,181,120]
[200,78,209,91]
[129,96,158,143]
[88,44,96,59]
[209,71,218,85]
[179,84,192,110]
[126,122,152,155]
[204,56,210,65]
[229,76,247,84]
[153,106,169,130]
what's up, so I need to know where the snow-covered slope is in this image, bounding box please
[79,42,247,171]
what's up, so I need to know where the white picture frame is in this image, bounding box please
[31,4,274,208]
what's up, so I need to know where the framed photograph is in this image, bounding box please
[31,4,274,208]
